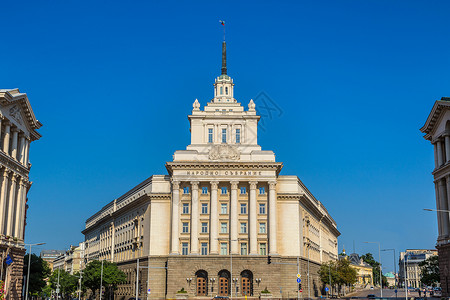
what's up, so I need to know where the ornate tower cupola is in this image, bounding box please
[213,41,236,103]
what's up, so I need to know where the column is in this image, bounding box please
[268,181,278,254]
[190,181,199,254]
[249,181,258,254]
[230,181,239,254]
[444,176,450,237]
[434,143,439,168]
[171,180,180,254]
[19,180,28,240]
[3,122,10,154]
[6,174,18,236]
[111,221,115,262]
[210,181,219,254]
[11,128,18,159]
[19,134,25,164]
[437,140,444,166]
[24,138,30,167]
[0,169,10,234]
[437,180,446,239]
[14,178,24,239]
[446,136,450,163]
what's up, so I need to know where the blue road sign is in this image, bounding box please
[5,255,13,265]
[395,289,398,294]
[297,278,301,283]
[325,287,329,292]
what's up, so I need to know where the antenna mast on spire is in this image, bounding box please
[219,20,227,75]
[219,20,225,41]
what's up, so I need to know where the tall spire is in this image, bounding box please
[221,41,227,75]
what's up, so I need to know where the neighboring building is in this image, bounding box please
[40,250,65,271]
[82,41,340,299]
[398,249,438,289]
[421,98,450,297]
[51,243,85,275]
[346,253,374,287]
[0,89,42,299]
[384,272,396,288]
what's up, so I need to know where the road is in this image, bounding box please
[350,288,440,299]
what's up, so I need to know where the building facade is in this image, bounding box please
[421,98,450,296]
[398,249,438,289]
[346,253,373,287]
[83,42,340,299]
[40,250,65,271]
[0,89,41,300]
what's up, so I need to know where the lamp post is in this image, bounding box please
[381,249,397,288]
[24,242,46,300]
[364,241,383,298]
[216,238,237,299]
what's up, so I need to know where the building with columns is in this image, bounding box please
[421,98,450,297]
[83,42,340,299]
[0,89,42,299]
[398,249,438,289]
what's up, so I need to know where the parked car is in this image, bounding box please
[367,294,376,299]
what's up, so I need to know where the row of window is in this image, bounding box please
[181,242,267,256]
[181,221,266,234]
[208,128,240,144]
[182,202,266,215]
[183,186,266,195]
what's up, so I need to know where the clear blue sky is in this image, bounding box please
[2,0,448,273]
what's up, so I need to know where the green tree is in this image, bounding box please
[419,256,440,287]
[48,269,78,298]
[319,261,339,294]
[361,253,387,286]
[337,259,357,287]
[82,260,126,298]
[23,254,51,297]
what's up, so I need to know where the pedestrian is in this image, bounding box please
[424,288,427,298]
[419,289,422,297]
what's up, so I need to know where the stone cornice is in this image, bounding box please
[0,151,29,178]
[166,161,283,176]
[421,100,450,140]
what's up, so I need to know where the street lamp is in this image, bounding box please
[24,242,46,300]
[364,241,383,298]
[423,208,450,213]
[216,238,237,299]
[381,249,397,288]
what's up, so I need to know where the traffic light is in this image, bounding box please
[298,283,302,291]
[267,255,271,264]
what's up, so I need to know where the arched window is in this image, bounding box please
[220,87,223,95]
[196,270,208,296]
[218,269,230,296]
[225,87,228,95]
[241,270,253,296]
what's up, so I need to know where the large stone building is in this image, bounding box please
[346,253,373,287]
[398,249,438,289]
[421,98,450,296]
[40,250,65,271]
[83,42,340,299]
[52,243,85,275]
[0,89,42,299]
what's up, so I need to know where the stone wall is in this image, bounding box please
[1,245,25,300]
[438,243,450,298]
[114,255,324,299]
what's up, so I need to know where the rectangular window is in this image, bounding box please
[182,243,189,255]
[259,222,266,233]
[183,187,190,194]
[220,243,228,255]
[201,222,208,233]
[182,222,189,233]
[201,243,208,255]
[208,128,213,143]
[221,203,228,214]
[259,203,266,214]
[222,129,227,143]
[240,222,247,233]
[240,243,248,255]
[182,203,189,214]
[259,243,266,255]
[201,203,208,214]
[202,187,208,194]
[236,128,241,144]
[221,187,227,195]
[259,187,265,194]
[240,187,246,194]
[221,222,228,233]
[240,203,247,214]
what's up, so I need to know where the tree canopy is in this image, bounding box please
[419,256,440,287]
[82,260,126,296]
[48,269,78,297]
[361,253,387,286]
[22,254,51,296]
